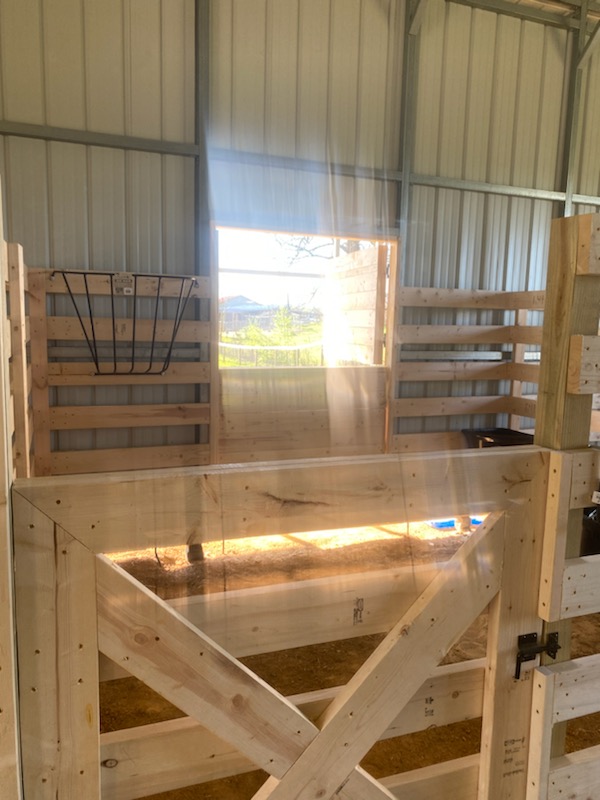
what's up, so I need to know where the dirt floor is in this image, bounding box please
[100,521,600,799]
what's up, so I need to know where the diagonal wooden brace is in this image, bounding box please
[251,511,505,800]
[96,557,395,800]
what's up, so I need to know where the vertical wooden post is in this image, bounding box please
[209,225,220,465]
[508,307,528,432]
[27,271,52,476]
[7,244,32,478]
[478,452,548,800]
[384,239,401,452]
[13,492,101,799]
[534,214,600,764]
[0,195,23,798]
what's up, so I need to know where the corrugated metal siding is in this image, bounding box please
[577,48,600,201]
[0,0,196,271]
[208,0,404,234]
[0,0,198,455]
[411,3,568,292]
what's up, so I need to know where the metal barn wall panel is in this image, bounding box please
[208,0,404,234]
[409,1,569,299]
[577,51,600,200]
[415,3,568,190]
[0,0,198,455]
[0,0,197,272]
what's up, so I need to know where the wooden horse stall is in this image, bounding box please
[12,446,549,799]
[23,265,217,475]
[387,287,544,453]
[8,212,600,800]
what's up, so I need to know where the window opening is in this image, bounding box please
[217,228,392,368]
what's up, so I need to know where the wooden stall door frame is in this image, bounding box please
[12,445,549,800]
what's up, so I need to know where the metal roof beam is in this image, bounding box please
[447,0,580,28]
[578,17,600,65]
[409,0,427,34]
[0,120,200,157]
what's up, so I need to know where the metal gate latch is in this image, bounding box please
[515,632,560,679]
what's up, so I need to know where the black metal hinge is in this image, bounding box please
[515,631,561,679]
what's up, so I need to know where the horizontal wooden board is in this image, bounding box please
[49,403,210,430]
[170,563,445,656]
[50,444,210,475]
[99,664,483,800]
[221,408,385,439]
[382,754,479,800]
[47,317,210,344]
[392,361,540,383]
[391,395,537,419]
[549,743,600,800]
[13,447,548,553]
[570,449,600,508]
[47,362,210,386]
[538,653,600,722]
[398,287,545,310]
[37,270,210,299]
[396,325,543,346]
[568,335,600,394]
[218,442,385,463]
[389,431,468,453]
[561,555,600,617]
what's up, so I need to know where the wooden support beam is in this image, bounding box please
[14,448,548,553]
[49,402,210,430]
[248,512,504,800]
[27,272,51,475]
[47,317,210,343]
[535,214,600,450]
[0,230,22,799]
[392,360,540,383]
[13,493,100,799]
[392,394,537,419]
[561,554,600,617]
[37,270,210,299]
[478,461,547,798]
[533,215,600,764]
[7,244,31,478]
[50,443,210,475]
[538,451,575,621]
[46,361,210,386]
[396,324,542,346]
[397,287,545,310]
[567,334,600,394]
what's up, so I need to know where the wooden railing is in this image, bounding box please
[387,287,544,453]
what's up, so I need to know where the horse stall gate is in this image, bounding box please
[4,214,600,799]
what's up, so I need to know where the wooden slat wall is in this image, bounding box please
[387,288,544,453]
[27,267,215,476]
[219,365,387,462]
